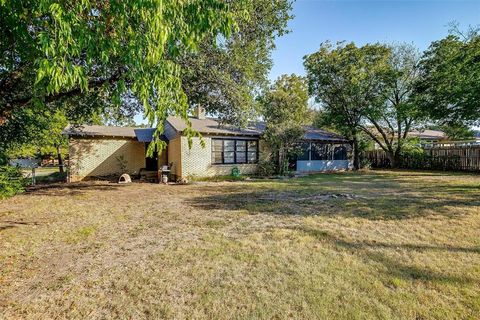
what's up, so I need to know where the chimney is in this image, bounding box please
[194,106,206,120]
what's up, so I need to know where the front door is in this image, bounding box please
[145,143,158,171]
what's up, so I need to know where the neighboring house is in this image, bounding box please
[9,158,39,168]
[64,107,351,182]
[474,131,480,142]
[372,129,447,150]
[408,129,447,144]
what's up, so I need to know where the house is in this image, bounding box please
[372,129,447,150]
[408,129,447,144]
[64,107,351,182]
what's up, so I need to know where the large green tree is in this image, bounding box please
[1,0,236,155]
[179,0,292,125]
[359,43,423,167]
[262,74,309,175]
[304,42,391,170]
[415,27,480,125]
[5,111,68,172]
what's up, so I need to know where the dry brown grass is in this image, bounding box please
[1,170,479,319]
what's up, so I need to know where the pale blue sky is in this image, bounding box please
[270,0,479,80]
[135,0,479,124]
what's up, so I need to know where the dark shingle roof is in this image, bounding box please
[134,128,157,142]
[65,119,348,142]
[166,116,348,141]
[63,125,166,142]
[302,126,348,142]
[166,116,263,136]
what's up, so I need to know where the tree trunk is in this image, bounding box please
[56,144,64,173]
[386,148,402,169]
[352,135,360,170]
[393,151,402,169]
[278,147,286,176]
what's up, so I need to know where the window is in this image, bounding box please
[224,140,235,163]
[333,146,347,160]
[212,140,224,164]
[247,141,258,163]
[297,143,310,161]
[212,139,258,164]
[312,143,331,160]
[236,140,246,163]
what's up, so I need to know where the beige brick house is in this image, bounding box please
[65,107,351,182]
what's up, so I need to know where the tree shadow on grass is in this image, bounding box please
[291,226,478,285]
[188,179,480,220]
[0,220,40,233]
[26,182,124,197]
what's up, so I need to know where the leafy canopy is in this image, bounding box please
[415,27,480,124]
[304,42,391,169]
[179,0,292,125]
[359,43,424,166]
[4,110,68,160]
[1,0,237,153]
[262,74,309,174]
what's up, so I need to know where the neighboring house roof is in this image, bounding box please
[408,130,446,140]
[64,117,348,142]
[63,125,166,142]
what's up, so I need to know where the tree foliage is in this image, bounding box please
[1,0,236,155]
[304,42,391,169]
[429,123,474,141]
[305,42,428,168]
[179,0,292,125]
[415,27,480,124]
[262,74,309,175]
[0,165,27,199]
[5,110,68,172]
[359,43,423,167]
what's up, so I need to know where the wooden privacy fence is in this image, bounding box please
[364,146,480,172]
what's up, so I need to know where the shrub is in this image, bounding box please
[257,158,275,177]
[0,165,28,199]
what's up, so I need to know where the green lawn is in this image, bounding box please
[1,170,479,319]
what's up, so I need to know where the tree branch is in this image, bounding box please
[1,72,122,120]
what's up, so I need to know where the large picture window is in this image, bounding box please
[212,139,258,164]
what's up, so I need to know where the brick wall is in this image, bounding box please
[167,136,182,177]
[68,134,262,182]
[69,137,145,181]
[180,136,259,178]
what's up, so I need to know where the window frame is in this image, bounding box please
[212,138,259,165]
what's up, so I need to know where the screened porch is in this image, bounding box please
[291,141,351,172]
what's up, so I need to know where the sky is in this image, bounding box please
[269,0,480,81]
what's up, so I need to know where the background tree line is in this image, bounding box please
[261,25,478,173]
[302,26,479,170]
